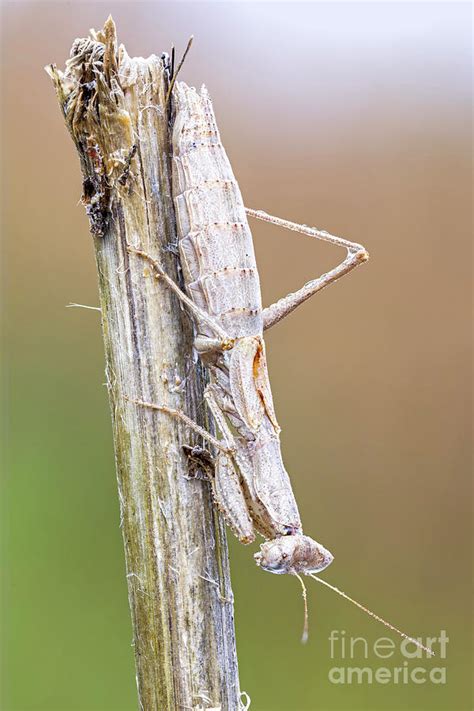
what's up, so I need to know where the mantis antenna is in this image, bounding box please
[309,574,435,656]
[295,574,309,644]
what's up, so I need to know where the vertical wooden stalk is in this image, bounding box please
[47,17,242,711]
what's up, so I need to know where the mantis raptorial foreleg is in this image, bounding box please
[202,386,255,542]
[203,386,236,448]
[130,396,255,543]
[245,208,369,331]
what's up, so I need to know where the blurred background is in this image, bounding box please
[1,2,471,710]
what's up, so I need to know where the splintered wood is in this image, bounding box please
[48,17,434,711]
[47,18,244,711]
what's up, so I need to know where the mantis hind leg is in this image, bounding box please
[127,246,234,350]
[245,208,369,330]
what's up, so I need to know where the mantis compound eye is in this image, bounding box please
[254,534,334,575]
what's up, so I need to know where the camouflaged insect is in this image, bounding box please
[169,81,368,576]
[129,80,436,657]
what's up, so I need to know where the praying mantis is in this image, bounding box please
[128,80,432,652]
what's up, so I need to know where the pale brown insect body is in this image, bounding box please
[171,82,335,575]
[130,79,435,653]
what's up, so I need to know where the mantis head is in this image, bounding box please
[254,535,435,656]
[254,534,333,575]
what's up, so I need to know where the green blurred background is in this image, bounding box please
[2,2,471,710]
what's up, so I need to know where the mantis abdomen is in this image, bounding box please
[172,83,263,341]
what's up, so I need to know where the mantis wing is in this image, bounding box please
[229,336,280,434]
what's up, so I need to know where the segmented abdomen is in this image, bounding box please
[172,83,263,339]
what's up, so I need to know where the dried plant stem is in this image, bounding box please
[47,17,242,711]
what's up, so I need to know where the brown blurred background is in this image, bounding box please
[2,2,471,710]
